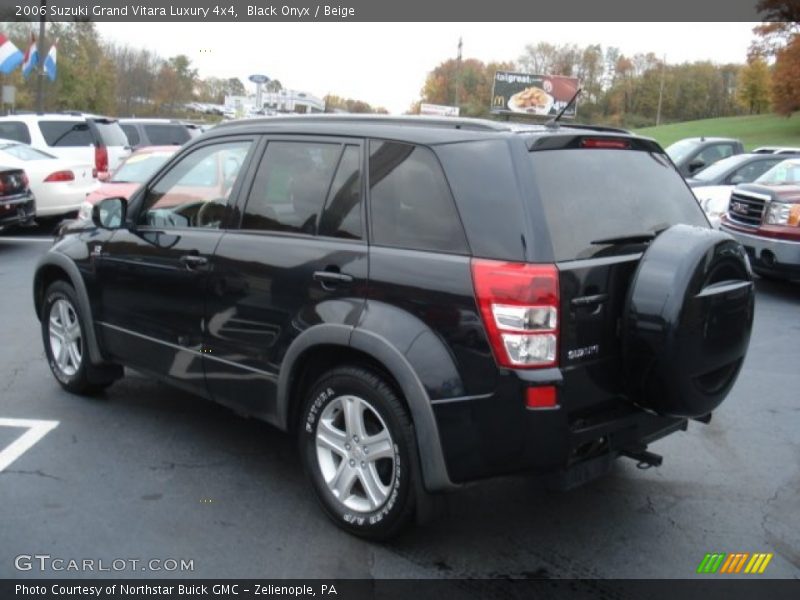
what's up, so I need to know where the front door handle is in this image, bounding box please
[179,254,208,270]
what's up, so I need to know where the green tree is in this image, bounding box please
[738,56,771,114]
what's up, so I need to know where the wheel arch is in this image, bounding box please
[33,252,106,366]
[277,324,457,492]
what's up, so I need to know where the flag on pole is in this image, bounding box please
[22,32,38,78]
[43,39,57,81]
[0,34,24,75]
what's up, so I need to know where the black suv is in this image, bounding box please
[33,116,754,539]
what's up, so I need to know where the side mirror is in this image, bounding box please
[92,197,127,230]
[688,158,706,174]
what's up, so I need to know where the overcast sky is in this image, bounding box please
[96,22,758,113]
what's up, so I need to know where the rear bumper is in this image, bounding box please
[432,369,688,485]
[720,224,800,278]
[0,193,36,229]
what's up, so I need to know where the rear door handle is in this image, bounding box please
[179,255,208,270]
[313,270,354,288]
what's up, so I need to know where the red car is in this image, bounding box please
[77,146,178,221]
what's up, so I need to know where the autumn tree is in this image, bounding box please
[752,1,800,116]
[771,36,800,115]
[421,58,513,117]
[738,56,771,114]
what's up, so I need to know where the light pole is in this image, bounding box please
[454,37,462,111]
[36,0,46,113]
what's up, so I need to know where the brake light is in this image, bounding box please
[95,145,109,176]
[21,171,28,187]
[44,170,75,183]
[581,138,630,149]
[471,259,560,368]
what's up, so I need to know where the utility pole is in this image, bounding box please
[655,54,666,126]
[454,37,462,111]
[36,0,47,114]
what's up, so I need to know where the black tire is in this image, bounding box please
[299,366,417,540]
[41,281,118,395]
[753,268,786,282]
[622,225,755,418]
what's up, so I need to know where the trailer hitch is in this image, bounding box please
[620,448,663,469]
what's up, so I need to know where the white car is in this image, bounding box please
[0,139,97,218]
[0,113,130,179]
[693,185,732,229]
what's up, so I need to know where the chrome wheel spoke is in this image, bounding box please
[330,460,358,499]
[49,316,65,342]
[56,336,70,369]
[363,429,394,461]
[342,396,366,441]
[359,463,389,509]
[49,299,80,376]
[67,341,82,370]
[316,418,348,457]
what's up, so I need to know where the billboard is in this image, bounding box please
[420,103,460,117]
[491,71,580,118]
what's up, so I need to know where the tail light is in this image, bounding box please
[581,138,630,149]
[471,259,560,368]
[95,145,109,177]
[21,171,29,187]
[44,170,75,183]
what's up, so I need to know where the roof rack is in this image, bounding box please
[214,113,511,132]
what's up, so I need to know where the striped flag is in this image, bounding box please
[22,32,38,78]
[43,39,57,81]
[0,33,24,75]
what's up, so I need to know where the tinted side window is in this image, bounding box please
[731,159,780,183]
[121,124,140,147]
[139,141,251,229]
[319,145,362,240]
[369,141,468,254]
[39,121,94,147]
[144,124,190,145]
[0,121,31,144]
[242,141,341,234]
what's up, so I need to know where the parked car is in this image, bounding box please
[665,137,745,177]
[77,146,179,221]
[33,116,754,539]
[118,119,201,149]
[0,166,35,230]
[752,146,800,154]
[721,157,800,281]
[0,113,130,179]
[687,153,794,228]
[0,139,97,219]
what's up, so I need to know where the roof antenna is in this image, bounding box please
[545,88,582,129]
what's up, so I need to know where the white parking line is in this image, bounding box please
[0,418,60,472]
[0,237,54,243]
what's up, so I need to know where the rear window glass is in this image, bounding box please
[530,149,708,261]
[92,120,129,147]
[143,124,190,145]
[39,121,94,147]
[0,121,31,144]
[0,143,54,160]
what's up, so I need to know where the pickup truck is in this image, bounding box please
[666,137,745,177]
[720,157,800,281]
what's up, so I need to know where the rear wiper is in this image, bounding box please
[590,232,656,245]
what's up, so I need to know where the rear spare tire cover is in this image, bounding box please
[622,224,754,418]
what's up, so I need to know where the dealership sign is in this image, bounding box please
[420,103,460,117]
[491,71,579,118]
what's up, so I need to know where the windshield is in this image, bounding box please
[111,152,174,183]
[530,148,708,261]
[0,143,55,160]
[665,139,700,163]
[755,159,800,185]
[692,154,747,181]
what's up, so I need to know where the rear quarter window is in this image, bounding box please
[92,120,129,147]
[121,124,140,147]
[143,124,190,145]
[530,148,708,261]
[369,141,468,254]
[0,121,31,144]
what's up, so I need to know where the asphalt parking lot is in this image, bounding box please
[1,228,798,582]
